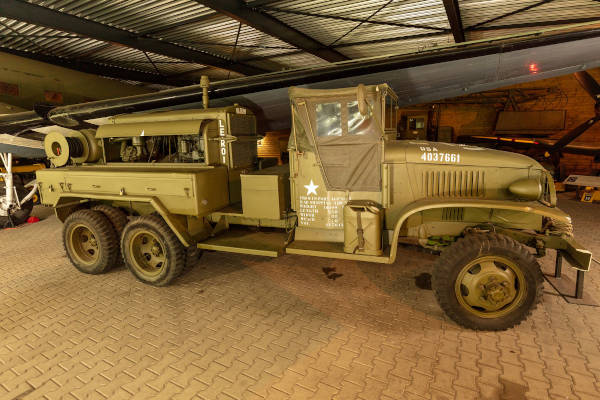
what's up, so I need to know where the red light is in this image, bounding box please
[529,63,539,74]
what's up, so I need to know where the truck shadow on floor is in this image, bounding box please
[414,272,432,290]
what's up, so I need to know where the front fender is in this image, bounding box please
[388,198,573,263]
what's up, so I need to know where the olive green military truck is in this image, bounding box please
[36,81,592,330]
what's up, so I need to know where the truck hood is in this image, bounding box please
[385,140,543,170]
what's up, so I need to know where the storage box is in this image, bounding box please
[241,165,289,220]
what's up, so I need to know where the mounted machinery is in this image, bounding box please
[36,78,592,330]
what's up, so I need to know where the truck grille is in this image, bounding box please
[229,114,257,168]
[229,114,256,136]
[422,170,485,198]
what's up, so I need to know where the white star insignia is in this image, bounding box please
[304,180,319,196]
[140,130,145,136]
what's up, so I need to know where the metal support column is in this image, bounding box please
[554,250,562,278]
[576,270,585,299]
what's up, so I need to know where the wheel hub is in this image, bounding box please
[151,243,162,257]
[70,225,99,264]
[480,277,513,306]
[130,231,167,276]
[457,256,522,315]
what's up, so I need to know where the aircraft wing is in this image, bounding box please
[0,103,45,157]
[3,24,600,158]
[0,134,45,158]
[0,102,26,115]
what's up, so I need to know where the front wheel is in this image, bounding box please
[432,233,543,331]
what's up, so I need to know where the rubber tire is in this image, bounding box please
[431,233,543,331]
[121,215,186,286]
[185,246,204,271]
[92,205,128,236]
[92,204,128,265]
[0,183,34,227]
[63,209,119,274]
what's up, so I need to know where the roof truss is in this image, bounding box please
[195,0,348,63]
[0,0,267,76]
[0,46,195,86]
[442,0,466,43]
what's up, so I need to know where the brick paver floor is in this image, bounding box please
[1,194,599,399]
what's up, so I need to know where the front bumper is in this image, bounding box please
[554,235,592,271]
[497,227,592,271]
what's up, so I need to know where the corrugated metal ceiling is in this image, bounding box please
[0,0,597,88]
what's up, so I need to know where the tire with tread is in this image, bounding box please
[431,233,543,331]
[92,204,128,265]
[185,246,203,271]
[63,209,119,274]
[121,215,186,286]
[92,204,128,236]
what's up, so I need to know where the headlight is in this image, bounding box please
[508,178,542,200]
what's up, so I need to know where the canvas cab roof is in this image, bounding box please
[288,84,397,102]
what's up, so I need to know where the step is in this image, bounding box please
[285,240,391,263]
[197,228,288,257]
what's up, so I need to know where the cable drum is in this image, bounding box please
[65,137,84,158]
[44,131,90,167]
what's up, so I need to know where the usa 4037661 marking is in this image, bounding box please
[420,148,461,163]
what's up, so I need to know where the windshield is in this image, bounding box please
[315,99,374,137]
[348,100,373,135]
[316,102,342,137]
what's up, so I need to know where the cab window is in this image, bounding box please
[348,100,373,135]
[316,102,342,137]
[384,95,398,130]
[316,99,374,137]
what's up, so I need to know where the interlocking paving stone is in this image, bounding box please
[1,194,599,399]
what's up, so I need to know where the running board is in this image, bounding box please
[197,228,287,257]
[285,240,391,263]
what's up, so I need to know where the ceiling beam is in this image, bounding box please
[0,0,267,75]
[442,0,466,43]
[0,47,194,86]
[259,7,448,31]
[467,0,553,31]
[195,0,348,63]
[142,12,222,35]
[246,0,281,6]
[467,17,600,31]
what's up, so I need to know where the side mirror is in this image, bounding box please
[357,84,368,116]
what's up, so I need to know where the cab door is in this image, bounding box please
[312,98,382,192]
[289,94,383,233]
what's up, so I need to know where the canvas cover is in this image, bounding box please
[290,86,383,192]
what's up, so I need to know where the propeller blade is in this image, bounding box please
[574,71,600,101]
[551,115,600,151]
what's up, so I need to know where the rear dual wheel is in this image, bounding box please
[92,204,128,265]
[64,208,201,286]
[63,209,119,274]
[121,215,187,286]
